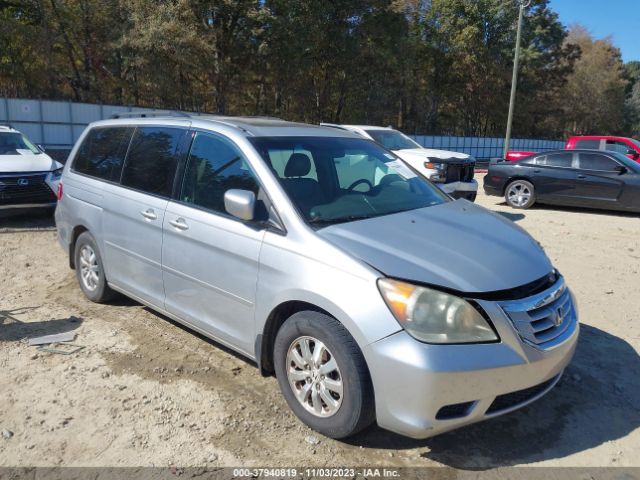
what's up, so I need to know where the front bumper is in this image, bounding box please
[438,179,478,194]
[363,283,579,439]
[0,172,58,210]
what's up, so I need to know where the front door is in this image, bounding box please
[573,152,624,207]
[162,131,265,355]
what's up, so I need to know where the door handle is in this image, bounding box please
[533,169,541,173]
[169,217,189,231]
[577,174,586,179]
[140,209,157,220]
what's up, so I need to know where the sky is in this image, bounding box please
[548,0,640,63]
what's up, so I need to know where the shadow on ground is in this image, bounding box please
[491,200,640,219]
[0,209,56,231]
[495,211,525,222]
[0,307,83,342]
[349,324,640,468]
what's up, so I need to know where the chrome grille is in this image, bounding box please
[499,278,576,348]
[0,173,55,205]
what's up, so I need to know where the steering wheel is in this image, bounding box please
[347,178,373,192]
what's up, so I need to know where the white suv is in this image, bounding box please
[0,125,63,211]
[321,124,478,201]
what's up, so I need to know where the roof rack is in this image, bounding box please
[110,111,190,119]
[0,123,14,129]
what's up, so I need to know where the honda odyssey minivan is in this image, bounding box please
[55,114,578,440]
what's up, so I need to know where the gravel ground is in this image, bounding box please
[0,181,639,469]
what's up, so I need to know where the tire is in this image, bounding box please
[273,311,375,439]
[74,231,116,303]
[505,179,535,209]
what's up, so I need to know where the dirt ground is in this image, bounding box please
[0,180,639,469]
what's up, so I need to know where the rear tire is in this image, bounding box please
[74,231,116,303]
[274,311,375,439]
[505,179,535,209]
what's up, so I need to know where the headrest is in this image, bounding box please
[284,153,311,177]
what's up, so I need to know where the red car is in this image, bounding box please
[506,135,640,163]
[565,136,640,162]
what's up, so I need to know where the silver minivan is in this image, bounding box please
[55,114,578,440]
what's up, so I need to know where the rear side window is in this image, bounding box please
[575,139,600,149]
[121,127,186,197]
[72,127,134,182]
[530,152,573,167]
[578,153,619,171]
[180,132,260,214]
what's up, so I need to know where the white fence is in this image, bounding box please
[1,97,564,160]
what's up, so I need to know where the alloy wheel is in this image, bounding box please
[286,336,343,418]
[79,245,100,292]
[507,181,532,207]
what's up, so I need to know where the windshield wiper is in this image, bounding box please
[309,214,378,225]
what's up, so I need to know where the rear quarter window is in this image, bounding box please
[72,127,134,182]
[575,139,600,149]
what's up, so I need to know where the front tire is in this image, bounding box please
[74,231,116,303]
[274,311,375,439]
[505,179,535,209]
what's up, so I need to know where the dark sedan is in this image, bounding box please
[484,149,640,212]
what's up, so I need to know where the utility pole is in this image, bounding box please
[503,0,531,158]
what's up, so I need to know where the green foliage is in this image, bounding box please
[0,0,637,138]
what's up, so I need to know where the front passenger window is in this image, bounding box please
[180,132,260,215]
[578,153,619,171]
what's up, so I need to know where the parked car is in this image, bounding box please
[484,149,640,212]
[565,135,640,162]
[56,114,578,440]
[320,124,478,201]
[0,124,63,211]
[506,135,640,163]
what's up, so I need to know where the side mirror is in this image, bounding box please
[615,165,628,175]
[224,189,255,221]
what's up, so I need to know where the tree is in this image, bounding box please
[560,25,628,135]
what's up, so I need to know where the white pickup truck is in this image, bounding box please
[321,124,478,201]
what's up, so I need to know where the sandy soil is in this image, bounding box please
[0,181,639,469]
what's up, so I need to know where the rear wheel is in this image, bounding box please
[505,179,535,209]
[74,231,116,303]
[273,311,375,439]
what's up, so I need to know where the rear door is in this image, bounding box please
[102,125,189,308]
[573,152,625,207]
[162,130,265,355]
[523,152,577,204]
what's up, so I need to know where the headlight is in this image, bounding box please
[377,278,498,344]
[424,162,445,182]
[50,167,63,179]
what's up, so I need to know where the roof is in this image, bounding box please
[95,114,360,138]
[328,124,392,131]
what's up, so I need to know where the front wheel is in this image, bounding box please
[505,179,535,209]
[273,311,375,439]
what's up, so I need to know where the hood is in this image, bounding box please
[0,153,61,173]
[317,200,552,293]
[394,148,473,164]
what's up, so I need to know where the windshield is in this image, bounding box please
[0,132,41,155]
[364,129,421,151]
[250,136,448,226]
[609,151,640,172]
